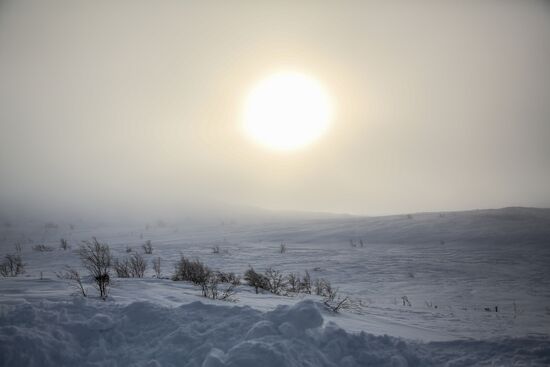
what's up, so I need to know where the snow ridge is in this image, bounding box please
[1,299,549,367]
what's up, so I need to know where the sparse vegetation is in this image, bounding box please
[56,266,87,297]
[142,240,153,254]
[79,238,112,299]
[172,256,236,301]
[244,267,269,294]
[33,244,53,252]
[114,253,147,278]
[60,238,70,250]
[128,253,147,277]
[113,257,131,278]
[0,253,25,277]
[264,267,286,295]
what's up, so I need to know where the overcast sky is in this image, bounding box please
[1,0,549,216]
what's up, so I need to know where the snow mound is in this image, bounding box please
[0,299,549,366]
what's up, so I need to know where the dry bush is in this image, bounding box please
[56,266,86,297]
[264,268,286,295]
[59,238,70,250]
[142,240,153,254]
[215,271,240,286]
[301,270,312,294]
[324,296,351,313]
[172,256,235,301]
[33,244,53,252]
[113,257,131,278]
[0,253,25,277]
[201,273,237,301]
[172,256,210,285]
[128,253,146,277]
[114,253,147,278]
[79,238,112,299]
[244,267,269,294]
[286,273,301,293]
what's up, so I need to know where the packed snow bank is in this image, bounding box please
[1,299,549,367]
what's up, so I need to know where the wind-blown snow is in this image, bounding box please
[1,207,550,365]
[1,299,548,367]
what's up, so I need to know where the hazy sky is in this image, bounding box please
[1,0,549,216]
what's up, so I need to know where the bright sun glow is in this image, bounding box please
[243,71,333,151]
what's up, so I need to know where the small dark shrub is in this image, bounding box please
[300,270,312,294]
[128,253,146,278]
[56,266,86,297]
[113,257,131,278]
[143,240,153,254]
[244,267,269,294]
[79,238,112,299]
[172,256,210,285]
[33,244,53,252]
[60,238,70,250]
[0,253,25,277]
[265,268,286,295]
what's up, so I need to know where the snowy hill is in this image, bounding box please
[1,207,549,366]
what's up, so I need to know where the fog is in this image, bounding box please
[1,0,549,217]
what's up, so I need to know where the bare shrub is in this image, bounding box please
[128,253,146,278]
[172,256,235,301]
[60,238,70,250]
[56,266,87,297]
[201,273,237,301]
[152,257,161,277]
[142,240,153,254]
[264,268,286,295]
[113,253,146,278]
[113,257,131,278]
[314,278,339,301]
[33,244,53,252]
[215,271,240,286]
[172,256,210,285]
[244,267,269,294]
[312,277,350,313]
[324,296,351,313]
[79,238,112,299]
[301,270,312,294]
[0,253,25,277]
[287,273,301,293]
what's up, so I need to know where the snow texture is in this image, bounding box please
[1,299,549,367]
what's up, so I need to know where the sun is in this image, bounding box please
[243,71,333,151]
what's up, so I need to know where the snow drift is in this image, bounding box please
[1,299,548,367]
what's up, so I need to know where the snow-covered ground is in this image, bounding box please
[1,207,549,366]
